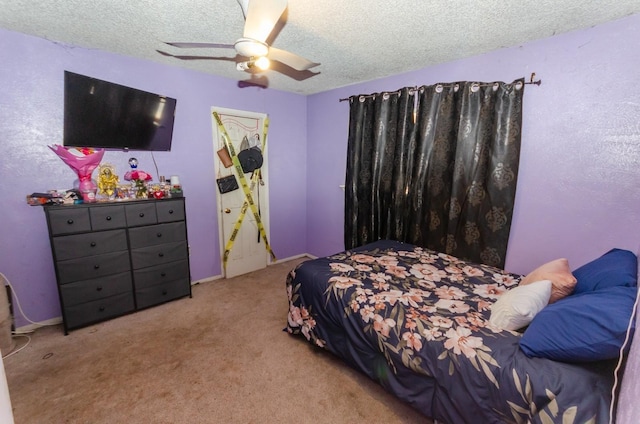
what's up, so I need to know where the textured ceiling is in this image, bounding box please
[1,0,639,95]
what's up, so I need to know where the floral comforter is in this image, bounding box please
[286,240,614,424]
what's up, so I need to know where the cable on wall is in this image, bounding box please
[0,272,58,333]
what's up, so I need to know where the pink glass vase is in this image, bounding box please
[78,175,97,202]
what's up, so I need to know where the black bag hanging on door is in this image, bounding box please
[216,174,239,194]
[238,135,263,174]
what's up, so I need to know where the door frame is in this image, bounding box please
[212,106,271,278]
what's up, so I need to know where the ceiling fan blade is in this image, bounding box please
[157,50,240,62]
[268,47,320,71]
[243,0,287,43]
[165,42,235,49]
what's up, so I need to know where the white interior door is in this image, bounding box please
[212,107,270,278]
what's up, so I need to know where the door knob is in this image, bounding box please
[224,208,231,214]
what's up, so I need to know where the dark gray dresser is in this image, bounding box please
[44,198,192,334]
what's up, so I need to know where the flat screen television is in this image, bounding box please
[63,71,177,151]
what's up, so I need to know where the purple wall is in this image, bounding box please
[0,28,308,327]
[306,14,640,277]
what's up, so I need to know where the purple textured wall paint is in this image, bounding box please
[306,14,640,277]
[0,28,307,327]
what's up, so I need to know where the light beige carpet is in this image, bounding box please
[4,258,431,423]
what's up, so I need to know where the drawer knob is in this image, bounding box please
[162,290,168,295]
[94,264,100,270]
[161,272,166,277]
[96,286,103,291]
[90,242,96,247]
[106,216,112,221]
[158,252,164,258]
[156,233,162,238]
[168,210,174,214]
[139,213,145,217]
[99,306,105,312]
[67,219,74,224]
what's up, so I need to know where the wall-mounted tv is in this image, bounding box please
[63,71,177,151]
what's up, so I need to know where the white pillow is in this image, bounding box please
[489,280,552,331]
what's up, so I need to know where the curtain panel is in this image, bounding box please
[344,79,524,268]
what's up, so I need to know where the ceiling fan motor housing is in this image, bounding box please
[234,38,268,58]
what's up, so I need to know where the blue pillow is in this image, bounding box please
[572,248,637,295]
[519,286,637,362]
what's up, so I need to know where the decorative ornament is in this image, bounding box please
[124,159,152,199]
[97,163,119,199]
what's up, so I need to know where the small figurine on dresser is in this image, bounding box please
[97,163,119,199]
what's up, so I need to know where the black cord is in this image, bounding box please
[151,152,160,181]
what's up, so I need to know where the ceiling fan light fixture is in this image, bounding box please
[236,56,270,72]
[236,61,251,71]
[254,56,270,70]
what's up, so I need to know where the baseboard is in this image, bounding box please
[14,317,63,334]
[191,275,223,285]
[192,253,315,285]
[272,253,315,263]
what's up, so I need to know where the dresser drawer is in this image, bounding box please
[48,208,91,235]
[133,259,190,289]
[125,203,157,227]
[156,199,185,223]
[57,251,131,284]
[60,272,133,306]
[65,292,135,330]
[128,222,186,249]
[90,205,126,231]
[130,241,188,269]
[135,279,191,310]
[53,229,128,261]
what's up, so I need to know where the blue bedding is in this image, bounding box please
[286,240,615,423]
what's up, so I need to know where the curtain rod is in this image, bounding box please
[338,73,542,102]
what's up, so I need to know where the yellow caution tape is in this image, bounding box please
[213,112,276,271]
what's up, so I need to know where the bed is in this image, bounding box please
[286,239,639,423]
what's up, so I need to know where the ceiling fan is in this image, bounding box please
[165,0,320,74]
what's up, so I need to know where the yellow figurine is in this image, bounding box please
[97,164,119,198]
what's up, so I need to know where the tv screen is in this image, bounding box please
[63,71,177,151]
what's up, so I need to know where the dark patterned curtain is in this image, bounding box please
[344,79,524,268]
